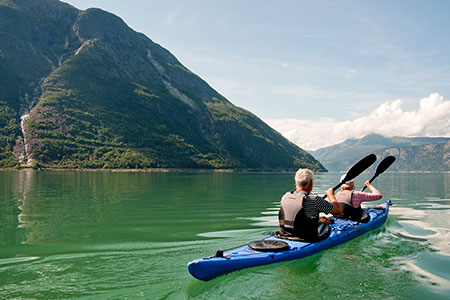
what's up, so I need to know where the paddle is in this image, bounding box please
[323,153,377,199]
[361,155,396,191]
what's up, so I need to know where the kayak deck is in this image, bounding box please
[188,201,390,281]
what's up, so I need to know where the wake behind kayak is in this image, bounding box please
[187,201,391,281]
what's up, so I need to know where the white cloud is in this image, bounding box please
[265,93,450,151]
[335,93,450,138]
[265,117,342,151]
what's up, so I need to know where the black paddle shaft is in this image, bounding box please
[323,154,377,199]
[361,155,396,191]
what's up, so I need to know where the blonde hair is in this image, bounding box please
[342,181,355,190]
[295,169,313,188]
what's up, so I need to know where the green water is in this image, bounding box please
[0,170,449,299]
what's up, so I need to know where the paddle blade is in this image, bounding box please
[375,155,396,175]
[361,155,396,191]
[324,153,377,199]
[342,153,377,183]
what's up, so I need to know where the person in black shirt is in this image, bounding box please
[278,169,342,241]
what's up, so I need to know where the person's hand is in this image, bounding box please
[364,180,371,187]
[326,188,334,199]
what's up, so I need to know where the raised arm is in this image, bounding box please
[352,181,383,207]
[364,181,381,194]
[326,188,342,215]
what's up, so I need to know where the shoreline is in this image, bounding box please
[0,168,448,174]
[0,167,303,173]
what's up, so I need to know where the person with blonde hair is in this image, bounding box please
[278,169,342,242]
[335,175,382,223]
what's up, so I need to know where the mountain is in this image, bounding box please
[310,134,450,171]
[0,0,325,171]
[375,141,450,172]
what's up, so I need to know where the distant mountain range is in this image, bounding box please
[310,134,450,172]
[375,140,450,172]
[0,0,325,171]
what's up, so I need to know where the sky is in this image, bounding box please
[63,0,450,150]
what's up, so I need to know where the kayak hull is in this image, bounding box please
[188,200,391,281]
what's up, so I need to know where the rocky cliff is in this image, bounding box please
[311,134,449,172]
[375,141,450,172]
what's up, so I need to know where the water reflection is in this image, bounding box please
[0,170,34,246]
[379,174,450,293]
[15,169,33,230]
[0,171,449,299]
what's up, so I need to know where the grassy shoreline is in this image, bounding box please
[1,168,448,173]
[0,167,303,173]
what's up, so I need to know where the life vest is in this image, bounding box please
[278,191,319,239]
[335,190,353,206]
[279,190,305,230]
[335,190,364,221]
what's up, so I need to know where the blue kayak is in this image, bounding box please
[188,200,391,281]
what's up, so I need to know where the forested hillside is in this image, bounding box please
[0,0,325,171]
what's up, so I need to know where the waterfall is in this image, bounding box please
[18,113,31,165]
[16,78,45,166]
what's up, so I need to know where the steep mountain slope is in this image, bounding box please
[311,134,449,171]
[0,0,325,170]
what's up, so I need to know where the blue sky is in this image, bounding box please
[64,0,450,150]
